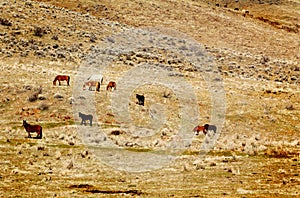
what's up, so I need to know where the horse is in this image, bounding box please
[53,75,70,86]
[106,81,116,91]
[83,81,100,92]
[22,120,42,139]
[204,124,217,133]
[136,94,145,106]
[193,124,217,135]
[193,125,207,135]
[87,74,103,84]
[79,112,93,126]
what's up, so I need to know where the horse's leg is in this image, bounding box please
[37,129,40,138]
[28,131,31,138]
[213,126,217,133]
[59,80,61,86]
[38,129,42,139]
[90,119,92,126]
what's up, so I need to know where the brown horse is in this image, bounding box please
[106,81,116,91]
[83,81,100,92]
[23,120,42,139]
[193,125,207,135]
[53,75,70,86]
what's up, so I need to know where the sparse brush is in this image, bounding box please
[265,148,296,158]
[28,93,38,102]
[52,35,59,40]
[34,87,42,95]
[0,18,12,26]
[28,87,42,102]
[33,26,45,37]
[90,33,97,42]
[38,103,49,111]
[286,104,294,110]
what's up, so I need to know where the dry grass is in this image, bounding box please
[0,0,299,197]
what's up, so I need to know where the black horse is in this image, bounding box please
[79,112,93,126]
[136,94,145,106]
[204,124,217,134]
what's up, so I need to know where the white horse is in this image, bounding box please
[87,74,103,84]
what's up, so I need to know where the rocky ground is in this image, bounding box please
[0,0,299,197]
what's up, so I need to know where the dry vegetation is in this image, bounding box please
[0,0,299,197]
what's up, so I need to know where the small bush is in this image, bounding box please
[0,18,12,26]
[38,103,49,111]
[90,34,97,42]
[33,26,45,37]
[28,87,42,102]
[28,93,38,102]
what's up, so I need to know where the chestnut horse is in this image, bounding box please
[106,81,116,91]
[53,75,70,86]
[193,125,207,135]
[83,81,100,92]
[22,120,42,139]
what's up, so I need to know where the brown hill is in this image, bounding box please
[0,0,299,197]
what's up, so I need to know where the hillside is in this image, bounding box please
[0,0,299,197]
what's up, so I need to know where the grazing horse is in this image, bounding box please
[204,124,217,134]
[79,112,93,126]
[53,75,70,86]
[106,81,116,91]
[193,124,217,135]
[22,120,42,139]
[83,81,100,92]
[193,125,207,135]
[136,94,145,106]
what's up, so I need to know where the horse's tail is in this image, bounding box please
[67,76,70,86]
[96,82,100,92]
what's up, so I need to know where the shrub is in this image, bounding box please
[28,93,38,102]
[0,18,12,26]
[33,26,45,37]
[38,103,49,111]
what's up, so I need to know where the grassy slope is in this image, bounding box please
[0,0,299,197]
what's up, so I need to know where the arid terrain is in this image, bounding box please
[0,0,299,197]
